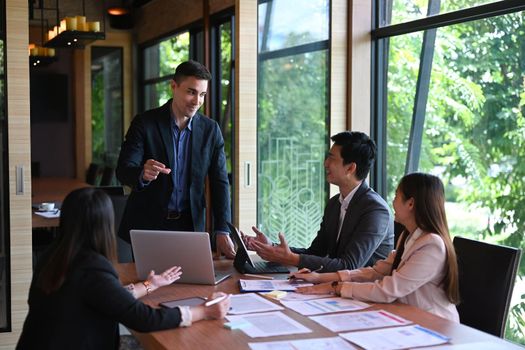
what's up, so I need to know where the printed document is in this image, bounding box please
[279,292,332,301]
[229,293,284,315]
[239,279,312,292]
[310,310,411,332]
[281,297,369,316]
[340,324,450,350]
[249,337,357,350]
[225,311,312,338]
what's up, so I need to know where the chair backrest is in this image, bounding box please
[107,192,132,263]
[100,166,115,186]
[95,186,125,196]
[453,236,521,337]
[86,163,100,185]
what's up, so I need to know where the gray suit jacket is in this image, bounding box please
[116,100,231,242]
[292,181,394,272]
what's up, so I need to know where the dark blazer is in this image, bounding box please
[292,181,394,272]
[17,251,183,350]
[116,100,231,242]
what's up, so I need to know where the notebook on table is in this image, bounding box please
[130,230,231,285]
[227,222,289,274]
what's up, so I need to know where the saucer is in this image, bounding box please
[37,208,56,212]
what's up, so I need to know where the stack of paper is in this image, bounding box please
[281,297,370,316]
[225,311,312,338]
[339,325,450,350]
[229,293,284,315]
[239,279,312,292]
[309,310,411,332]
[249,337,358,350]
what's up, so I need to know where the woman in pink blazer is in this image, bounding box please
[294,172,460,322]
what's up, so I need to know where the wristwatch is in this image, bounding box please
[331,281,341,296]
[143,280,153,294]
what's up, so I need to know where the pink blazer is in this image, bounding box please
[337,228,459,322]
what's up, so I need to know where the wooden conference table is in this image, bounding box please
[31,177,89,228]
[116,261,522,350]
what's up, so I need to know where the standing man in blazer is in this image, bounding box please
[116,60,235,258]
[245,131,394,272]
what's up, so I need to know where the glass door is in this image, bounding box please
[91,46,123,181]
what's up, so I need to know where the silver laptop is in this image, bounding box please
[130,230,231,285]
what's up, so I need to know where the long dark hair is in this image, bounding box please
[38,187,116,294]
[397,172,459,304]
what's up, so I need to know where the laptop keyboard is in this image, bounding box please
[251,261,289,273]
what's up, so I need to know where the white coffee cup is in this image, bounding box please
[39,202,55,211]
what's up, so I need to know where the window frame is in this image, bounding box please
[370,0,525,198]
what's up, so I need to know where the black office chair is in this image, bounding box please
[454,236,522,337]
[101,189,133,263]
[86,163,100,185]
[95,186,125,196]
[100,166,115,186]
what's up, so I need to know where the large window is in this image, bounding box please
[140,13,236,218]
[141,31,190,111]
[91,47,123,174]
[257,0,330,247]
[0,0,9,332]
[373,1,525,344]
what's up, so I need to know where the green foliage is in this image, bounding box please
[91,70,104,164]
[159,32,190,79]
[387,4,525,344]
[219,22,233,173]
[258,33,328,246]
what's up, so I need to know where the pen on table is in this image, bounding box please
[204,294,229,307]
[242,273,274,280]
[288,265,324,280]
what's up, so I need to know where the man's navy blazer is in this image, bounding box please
[116,99,231,242]
[291,181,394,272]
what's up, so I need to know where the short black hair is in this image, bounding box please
[330,131,376,180]
[173,60,212,84]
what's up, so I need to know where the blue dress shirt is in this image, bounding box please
[168,116,192,212]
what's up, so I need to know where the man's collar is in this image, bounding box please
[339,181,362,207]
[170,105,194,131]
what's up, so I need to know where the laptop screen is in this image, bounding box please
[227,222,257,270]
[130,230,230,285]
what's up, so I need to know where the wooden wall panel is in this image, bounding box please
[1,0,32,347]
[135,0,235,45]
[348,0,372,134]
[74,49,90,180]
[136,0,202,44]
[234,0,257,233]
[209,0,234,14]
[329,0,348,197]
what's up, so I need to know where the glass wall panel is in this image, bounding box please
[258,0,329,53]
[92,47,123,173]
[219,21,233,175]
[143,32,190,81]
[381,6,525,344]
[142,31,189,110]
[257,0,329,247]
[385,32,423,201]
[387,0,500,26]
[143,82,173,112]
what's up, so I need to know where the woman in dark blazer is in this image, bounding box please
[17,188,230,350]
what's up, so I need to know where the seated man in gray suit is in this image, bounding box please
[245,131,393,272]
